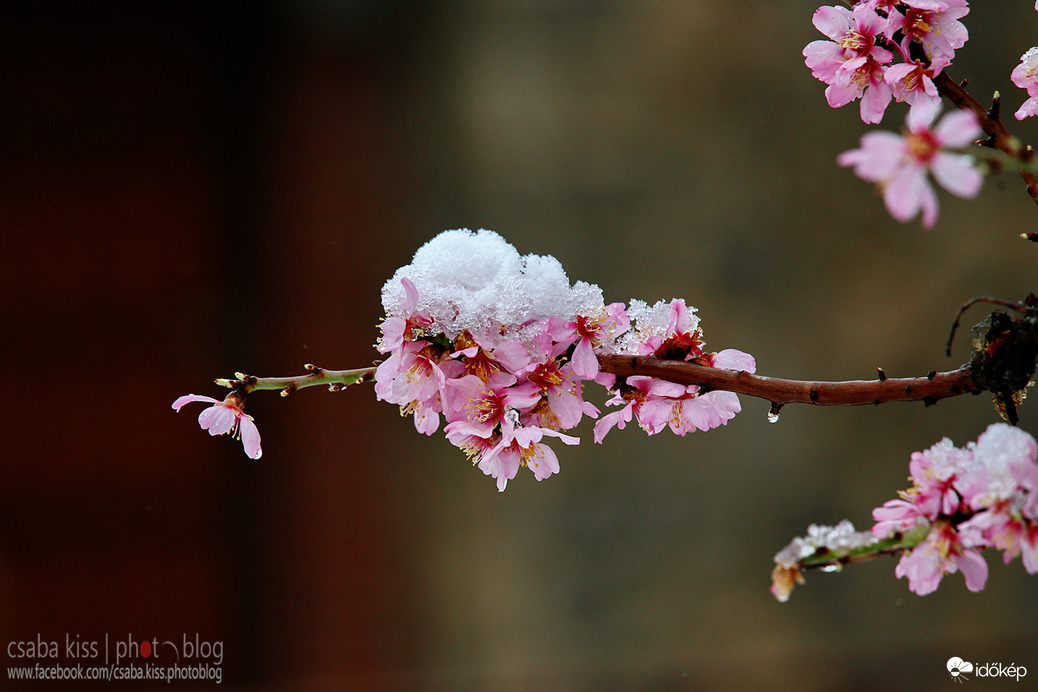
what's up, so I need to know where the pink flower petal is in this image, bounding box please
[172,393,219,411]
[198,404,237,436]
[931,152,983,199]
[238,416,263,459]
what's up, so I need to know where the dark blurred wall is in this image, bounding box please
[2,1,1038,690]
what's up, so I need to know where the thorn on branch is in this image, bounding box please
[877,367,887,382]
[305,363,323,374]
[280,383,296,397]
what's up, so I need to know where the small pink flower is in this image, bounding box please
[872,498,927,537]
[884,58,947,115]
[172,393,262,459]
[803,4,895,123]
[895,521,987,595]
[445,416,577,491]
[550,304,630,379]
[963,506,1038,573]
[837,103,983,228]
[1011,47,1038,120]
[378,277,433,354]
[886,0,969,63]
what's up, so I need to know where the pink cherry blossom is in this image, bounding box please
[377,277,433,354]
[886,0,969,63]
[837,103,983,227]
[550,304,630,379]
[803,4,895,123]
[172,393,262,459]
[895,521,987,595]
[884,57,947,115]
[1011,47,1038,120]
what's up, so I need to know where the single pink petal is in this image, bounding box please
[1015,95,1038,121]
[953,549,988,592]
[593,405,633,443]
[713,349,756,373]
[172,394,219,411]
[238,416,263,459]
[930,152,983,199]
[811,5,853,41]
[859,77,892,124]
[883,166,929,223]
[492,339,532,373]
[526,443,561,481]
[570,337,599,379]
[906,99,940,130]
[198,404,237,436]
[932,110,981,148]
[401,277,420,311]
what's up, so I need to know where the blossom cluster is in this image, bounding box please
[771,423,1038,600]
[871,423,1038,595]
[374,229,755,491]
[804,1,1038,228]
[804,1,971,125]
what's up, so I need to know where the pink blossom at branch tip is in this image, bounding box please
[1011,47,1038,120]
[837,103,983,228]
[172,393,262,459]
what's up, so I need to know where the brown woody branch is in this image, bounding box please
[597,355,979,408]
[933,71,1038,208]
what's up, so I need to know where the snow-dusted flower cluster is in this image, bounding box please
[375,229,755,491]
[871,423,1038,595]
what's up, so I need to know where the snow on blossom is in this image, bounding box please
[803,4,895,123]
[376,230,755,491]
[380,229,605,348]
[172,393,262,459]
[837,103,983,228]
[1011,47,1038,120]
[869,423,1038,595]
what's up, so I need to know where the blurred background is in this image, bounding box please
[2,1,1037,689]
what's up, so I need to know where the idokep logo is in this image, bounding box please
[947,656,1028,683]
[947,657,974,683]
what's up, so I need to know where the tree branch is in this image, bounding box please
[597,355,980,407]
[934,71,1038,209]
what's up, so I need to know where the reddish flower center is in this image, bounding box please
[839,29,872,55]
[906,129,940,163]
[903,10,934,39]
